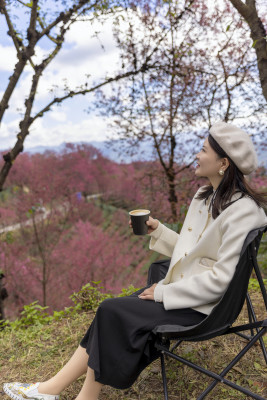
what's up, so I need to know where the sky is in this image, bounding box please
[0,2,121,152]
[0,1,266,159]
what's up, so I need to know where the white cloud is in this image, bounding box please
[0,45,17,72]
[0,113,114,151]
[48,110,67,122]
[0,118,22,149]
[41,19,120,88]
[24,114,113,149]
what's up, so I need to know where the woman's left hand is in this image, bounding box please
[138,284,157,301]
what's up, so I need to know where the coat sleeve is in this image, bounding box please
[155,198,267,310]
[149,222,180,258]
[149,187,205,258]
[148,187,206,258]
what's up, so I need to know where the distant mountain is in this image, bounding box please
[24,143,67,154]
[3,140,266,167]
[23,140,156,163]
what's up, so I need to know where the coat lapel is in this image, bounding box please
[164,198,211,282]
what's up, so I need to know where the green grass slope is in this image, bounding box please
[0,285,266,400]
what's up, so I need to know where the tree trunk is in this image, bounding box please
[166,169,178,222]
[229,0,267,102]
[32,215,47,306]
[42,267,47,307]
[0,58,27,123]
[0,160,13,191]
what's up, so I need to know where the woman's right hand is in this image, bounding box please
[146,216,159,234]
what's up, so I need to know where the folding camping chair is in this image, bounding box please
[148,225,267,400]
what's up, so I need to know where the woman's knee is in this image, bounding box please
[97,297,119,313]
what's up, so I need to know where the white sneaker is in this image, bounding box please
[3,382,60,400]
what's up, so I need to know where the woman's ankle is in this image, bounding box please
[38,381,61,396]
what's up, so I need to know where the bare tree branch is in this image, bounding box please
[141,73,168,172]
[32,65,156,124]
[0,0,23,57]
[37,0,99,40]
[228,0,249,16]
[27,0,39,44]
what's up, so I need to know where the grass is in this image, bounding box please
[0,289,266,400]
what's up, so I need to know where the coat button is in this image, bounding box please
[199,210,202,213]
[185,252,188,256]
[188,227,192,231]
[181,274,184,278]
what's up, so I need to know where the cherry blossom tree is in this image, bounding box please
[93,0,265,220]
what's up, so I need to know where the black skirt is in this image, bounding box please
[80,287,206,389]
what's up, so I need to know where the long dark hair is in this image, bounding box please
[196,134,267,219]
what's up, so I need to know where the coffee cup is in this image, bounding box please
[129,209,150,235]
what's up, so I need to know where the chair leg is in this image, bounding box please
[170,339,183,352]
[162,344,267,400]
[258,333,267,364]
[252,244,267,311]
[161,352,169,400]
[156,327,266,400]
[246,294,267,364]
[246,294,255,336]
[195,326,267,400]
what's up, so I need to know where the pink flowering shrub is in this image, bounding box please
[0,241,41,319]
[0,207,17,226]
[41,218,148,310]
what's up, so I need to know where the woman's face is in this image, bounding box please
[195,137,225,181]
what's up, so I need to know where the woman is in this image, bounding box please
[3,122,267,400]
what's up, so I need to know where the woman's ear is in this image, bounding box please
[221,157,230,171]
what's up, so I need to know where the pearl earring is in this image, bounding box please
[219,169,224,176]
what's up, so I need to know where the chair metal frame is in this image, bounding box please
[151,226,267,400]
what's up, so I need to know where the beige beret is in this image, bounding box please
[209,122,258,175]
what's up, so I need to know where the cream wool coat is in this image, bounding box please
[150,187,267,315]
